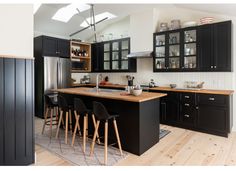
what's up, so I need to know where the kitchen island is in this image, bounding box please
[56,87,166,155]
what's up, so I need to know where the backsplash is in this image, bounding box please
[72,58,234,90]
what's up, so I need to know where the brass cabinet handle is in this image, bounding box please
[184,114,190,118]
[209,97,215,101]
[184,103,190,106]
[184,96,190,99]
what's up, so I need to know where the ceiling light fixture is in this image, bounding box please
[33,3,41,14]
[80,12,117,28]
[52,3,90,23]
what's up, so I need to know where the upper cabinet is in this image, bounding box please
[153,20,232,72]
[198,21,232,71]
[91,37,137,72]
[34,36,70,58]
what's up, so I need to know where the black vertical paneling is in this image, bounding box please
[0,57,34,165]
[4,59,15,164]
[15,59,26,161]
[25,60,34,162]
[0,58,4,165]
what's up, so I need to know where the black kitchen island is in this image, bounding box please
[56,87,166,155]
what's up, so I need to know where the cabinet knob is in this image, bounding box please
[184,96,190,99]
[184,103,190,106]
[214,66,217,68]
[196,106,199,110]
[184,114,190,118]
[209,97,215,101]
[211,66,213,68]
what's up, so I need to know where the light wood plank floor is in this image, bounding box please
[34,117,236,166]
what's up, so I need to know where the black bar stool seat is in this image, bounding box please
[90,101,123,165]
[42,94,59,137]
[71,98,101,153]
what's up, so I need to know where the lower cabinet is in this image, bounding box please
[159,92,180,125]
[152,90,232,137]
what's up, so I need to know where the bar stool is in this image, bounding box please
[55,95,73,144]
[90,101,123,165]
[71,98,101,153]
[42,94,59,137]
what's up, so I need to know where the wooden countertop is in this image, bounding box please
[72,83,127,89]
[149,87,234,95]
[72,83,233,95]
[55,87,167,103]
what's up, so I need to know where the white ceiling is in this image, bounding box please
[34,4,236,40]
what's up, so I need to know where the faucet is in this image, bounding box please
[96,74,102,92]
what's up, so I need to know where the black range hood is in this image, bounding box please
[127,51,153,58]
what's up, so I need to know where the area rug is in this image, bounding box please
[35,128,129,166]
[159,129,171,140]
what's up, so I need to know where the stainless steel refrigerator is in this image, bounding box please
[35,56,71,118]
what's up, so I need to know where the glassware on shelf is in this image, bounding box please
[155,59,165,69]
[184,43,196,56]
[121,61,128,70]
[112,61,119,70]
[104,43,110,51]
[156,35,165,46]
[169,32,180,44]
[169,45,180,56]
[184,56,196,69]
[104,62,110,70]
[122,40,129,50]
[112,42,119,51]
[169,58,180,69]
[184,30,196,43]
[155,46,165,57]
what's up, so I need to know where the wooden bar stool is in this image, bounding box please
[90,101,123,165]
[55,95,73,144]
[71,98,101,153]
[42,94,59,137]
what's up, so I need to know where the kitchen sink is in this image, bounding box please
[85,88,123,93]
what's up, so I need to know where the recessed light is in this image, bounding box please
[80,12,117,27]
[52,4,90,23]
[34,3,41,14]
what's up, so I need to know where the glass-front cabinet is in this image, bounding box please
[154,27,198,72]
[183,29,197,69]
[102,38,135,72]
[154,31,181,71]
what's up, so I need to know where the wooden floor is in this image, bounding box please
[34,117,236,166]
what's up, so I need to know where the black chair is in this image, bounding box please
[90,101,123,165]
[71,98,101,153]
[42,94,59,137]
[55,95,73,144]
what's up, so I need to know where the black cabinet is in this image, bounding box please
[151,90,232,137]
[196,94,231,136]
[157,91,180,125]
[34,36,70,58]
[0,57,34,165]
[153,20,232,72]
[91,38,136,72]
[198,21,231,71]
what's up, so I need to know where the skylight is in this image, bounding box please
[52,4,90,23]
[33,4,41,14]
[80,12,117,27]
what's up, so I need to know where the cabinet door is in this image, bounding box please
[214,21,231,71]
[197,105,227,133]
[42,36,58,56]
[165,92,180,124]
[198,24,214,71]
[91,43,103,72]
[57,39,70,57]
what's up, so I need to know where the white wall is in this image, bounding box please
[73,6,236,131]
[0,4,33,58]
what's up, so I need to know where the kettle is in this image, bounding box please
[149,79,156,88]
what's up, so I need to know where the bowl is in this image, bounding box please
[170,84,177,89]
[130,89,142,96]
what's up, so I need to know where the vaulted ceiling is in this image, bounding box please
[34,4,236,41]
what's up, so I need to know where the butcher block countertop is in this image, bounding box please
[55,87,167,103]
[72,83,233,95]
[149,87,234,95]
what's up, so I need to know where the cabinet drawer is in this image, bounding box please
[180,93,195,104]
[198,94,228,107]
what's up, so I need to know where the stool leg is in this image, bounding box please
[104,121,108,165]
[50,108,53,137]
[69,109,73,134]
[90,120,100,156]
[56,107,59,125]
[71,115,78,147]
[113,119,123,155]
[65,111,69,144]
[86,114,89,140]
[74,111,81,136]
[92,114,101,144]
[56,110,63,139]
[83,115,87,153]
[42,107,49,134]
